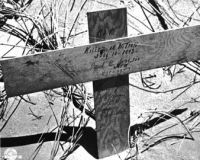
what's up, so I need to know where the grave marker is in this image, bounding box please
[1,7,200,159]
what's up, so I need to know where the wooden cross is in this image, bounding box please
[1,7,200,159]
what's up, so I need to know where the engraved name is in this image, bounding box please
[84,41,138,59]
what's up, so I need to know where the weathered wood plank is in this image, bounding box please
[87,8,130,158]
[2,24,200,97]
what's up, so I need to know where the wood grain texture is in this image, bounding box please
[2,24,200,97]
[87,8,130,158]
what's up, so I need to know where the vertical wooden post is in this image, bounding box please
[87,8,130,158]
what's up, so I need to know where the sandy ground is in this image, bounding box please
[1,0,200,160]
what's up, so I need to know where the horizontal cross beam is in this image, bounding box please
[1,25,200,97]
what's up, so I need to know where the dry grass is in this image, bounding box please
[1,0,200,159]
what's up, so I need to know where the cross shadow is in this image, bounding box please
[0,108,187,159]
[129,108,188,136]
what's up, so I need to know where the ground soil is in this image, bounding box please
[1,0,200,160]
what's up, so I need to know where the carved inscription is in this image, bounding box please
[84,41,139,58]
[96,91,127,130]
[85,41,140,77]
